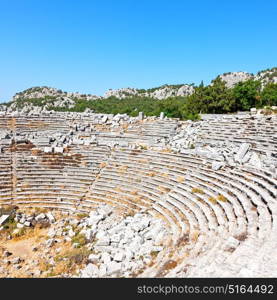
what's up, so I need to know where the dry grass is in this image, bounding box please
[76,212,89,219]
[12,225,46,242]
[177,176,185,183]
[36,243,92,277]
[150,251,159,258]
[156,260,178,277]
[39,261,52,272]
[138,159,148,164]
[130,190,138,196]
[99,162,107,168]
[55,247,91,266]
[118,165,128,173]
[0,218,17,238]
[34,207,49,214]
[160,148,173,153]
[71,233,87,247]
[139,145,148,150]
[158,186,171,194]
[31,149,40,155]
[122,123,129,130]
[176,234,189,247]
[48,261,70,277]
[125,209,136,217]
[134,196,149,207]
[21,183,30,189]
[208,197,217,204]
[191,231,199,242]
[217,194,228,202]
[0,205,18,215]
[235,232,248,242]
[81,161,88,167]
[115,186,123,193]
[191,187,205,194]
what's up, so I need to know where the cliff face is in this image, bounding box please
[255,67,277,87]
[104,84,194,99]
[218,72,254,88]
[217,68,277,88]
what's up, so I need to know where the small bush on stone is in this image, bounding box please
[71,233,87,247]
[150,251,159,258]
[99,162,107,168]
[191,231,199,242]
[177,176,185,183]
[39,261,52,272]
[208,197,217,204]
[55,247,92,268]
[140,145,148,150]
[156,260,178,277]
[12,227,27,238]
[217,194,227,202]
[191,187,204,194]
[1,218,17,236]
[0,205,18,216]
[76,213,89,219]
[176,234,189,247]
[235,232,248,241]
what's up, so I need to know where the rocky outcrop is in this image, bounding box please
[217,72,254,88]
[255,67,277,87]
[103,88,138,99]
[13,86,101,102]
[216,67,277,88]
[7,87,102,112]
[103,84,195,100]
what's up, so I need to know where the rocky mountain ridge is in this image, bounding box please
[1,67,276,113]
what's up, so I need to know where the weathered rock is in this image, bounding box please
[46,212,55,223]
[223,237,240,251]
[107,261,122,276]
[212,161,225,171]
[3,250,12,257]
[35,213,46,222]
[234,143,251,162]
[113,251,126,262]
[84,228,96,241]
[138,112,144,121]
[88,254,100,264]
[47,228,56,238]
[23,221,31,227]
[80,263,97,277]
[0,215,9,226]
[100,252,112,265]
[45,238,55,248]
[11,257,22,265]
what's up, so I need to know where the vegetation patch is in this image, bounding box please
[71,233,87,247]
[191,187,205,194]
[217,194,228,202]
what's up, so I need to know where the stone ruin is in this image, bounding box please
[0,109,276,277]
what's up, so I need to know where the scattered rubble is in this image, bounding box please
[0,205,171,278]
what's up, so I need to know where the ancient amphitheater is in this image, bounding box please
[0,110,276,277]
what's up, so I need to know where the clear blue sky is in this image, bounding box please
[0,0,276,102]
